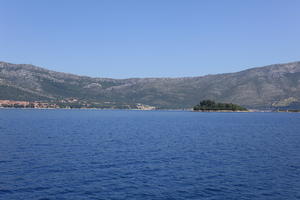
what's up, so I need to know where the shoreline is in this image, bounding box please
[0,107,299,113]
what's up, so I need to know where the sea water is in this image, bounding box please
[0,110,299,199]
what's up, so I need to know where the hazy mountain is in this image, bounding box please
[1,61,300,109]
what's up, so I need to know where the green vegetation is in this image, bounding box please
[0,85,48,101]
[193,100,247,111]
[55,101,134,109]
[1,61,300,109]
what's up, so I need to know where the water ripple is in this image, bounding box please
[0,110,299,199]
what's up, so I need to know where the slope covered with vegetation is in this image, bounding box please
[1,61,300,109]
[193,100,247,111]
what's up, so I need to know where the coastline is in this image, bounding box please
[0,107,299,112]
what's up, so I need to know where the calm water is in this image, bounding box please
[0,110,300,200]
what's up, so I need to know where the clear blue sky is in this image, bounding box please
[1,0,300,78]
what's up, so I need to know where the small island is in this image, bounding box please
[193,100,248,112]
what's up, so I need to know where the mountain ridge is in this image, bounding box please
[1,61,300,109]
[2,60,300,79]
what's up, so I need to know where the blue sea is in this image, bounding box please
[0,110,300,200]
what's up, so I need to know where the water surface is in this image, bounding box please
[0,110,300,199]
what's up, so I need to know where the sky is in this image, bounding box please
[1,0,300,78]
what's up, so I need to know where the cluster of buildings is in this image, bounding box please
[0,99,157,110]
[136,103,156,110]
[0,100,59,109]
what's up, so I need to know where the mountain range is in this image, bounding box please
[1,61,300,109]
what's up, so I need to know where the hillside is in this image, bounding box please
[1,61,300,109]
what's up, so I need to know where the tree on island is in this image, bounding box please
[193,100,247,111]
